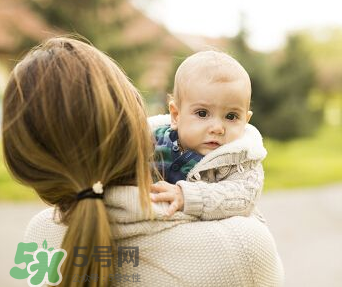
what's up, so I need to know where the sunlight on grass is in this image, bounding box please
[263,125,342,191]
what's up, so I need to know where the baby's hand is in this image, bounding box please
[150,181,184,216]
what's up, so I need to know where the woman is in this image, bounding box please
[2,37,283,286]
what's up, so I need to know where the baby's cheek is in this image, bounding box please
[182,124,200,137]
[226,126,244,142]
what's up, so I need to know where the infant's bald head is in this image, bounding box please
[173,50,251,107]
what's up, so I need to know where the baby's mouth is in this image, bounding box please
[203,141,221,148]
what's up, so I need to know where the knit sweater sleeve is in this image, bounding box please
[177,161,264,220]
[104,185,197,223]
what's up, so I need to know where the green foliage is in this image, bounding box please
[228,29,322,140]
[269,35,319,139]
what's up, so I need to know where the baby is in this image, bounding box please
[149,51,267,220]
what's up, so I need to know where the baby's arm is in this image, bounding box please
[105,185,196,223]
[177,161,264,220]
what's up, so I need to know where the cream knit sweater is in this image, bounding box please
[24,115,284,286]
[150,114,267,221]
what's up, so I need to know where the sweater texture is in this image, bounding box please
[23,114,284,286]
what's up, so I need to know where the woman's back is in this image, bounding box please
[25,186,284,287]
[117,215,283,286]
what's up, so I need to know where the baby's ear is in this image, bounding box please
[169,100,179,130]
[246,111,253,123]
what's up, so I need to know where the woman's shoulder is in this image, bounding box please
[126,216,284,286]
[24,207,67,249]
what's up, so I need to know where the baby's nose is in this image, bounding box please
[210,120,225,135]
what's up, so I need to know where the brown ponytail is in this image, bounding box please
[2,36,153,286]
[60,199,116,286]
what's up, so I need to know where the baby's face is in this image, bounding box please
[170,80,252,156]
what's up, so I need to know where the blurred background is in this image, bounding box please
[0,0,341,199]
[0,0,341,286]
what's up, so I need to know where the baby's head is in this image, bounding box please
[169,50,252,155]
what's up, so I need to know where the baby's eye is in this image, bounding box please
[226,113,238,120]
[196,110,208,118]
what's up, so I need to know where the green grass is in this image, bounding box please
[263,125,342,191]
[1,125,342,200]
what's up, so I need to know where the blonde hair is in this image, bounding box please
[173,50,251,105]
[2,36,153,286]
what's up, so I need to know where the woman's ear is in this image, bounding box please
[246,111,253,123]
[169,100,179,130]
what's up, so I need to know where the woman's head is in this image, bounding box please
[2,36,153,213]
[2,36,153,286]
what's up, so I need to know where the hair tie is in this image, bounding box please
[77,181,104,201]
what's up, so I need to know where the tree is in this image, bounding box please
[28,0,160,87]
[269,34,320,139]
[227,27,320,140]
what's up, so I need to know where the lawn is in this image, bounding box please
[1,125,342,200]
[263,125,342,191]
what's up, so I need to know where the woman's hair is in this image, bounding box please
[2,36,153,286]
